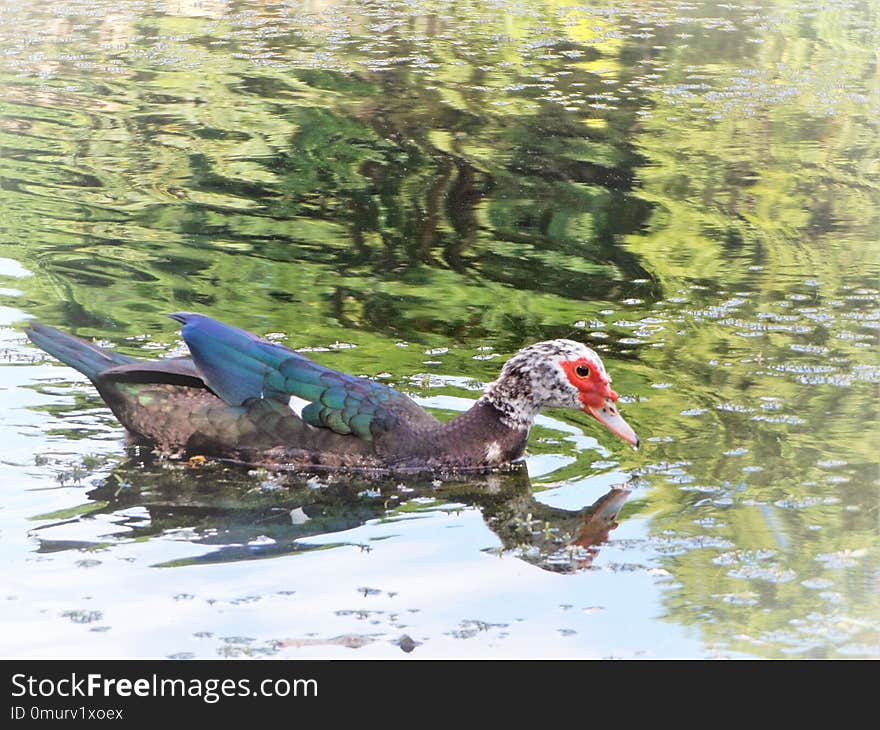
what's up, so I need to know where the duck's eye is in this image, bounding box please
[575,364,590,378]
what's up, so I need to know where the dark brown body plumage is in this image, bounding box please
[93,362,527,471]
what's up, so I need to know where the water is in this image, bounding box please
[0,0,878,659]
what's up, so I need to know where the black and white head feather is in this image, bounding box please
[479,339,608,430]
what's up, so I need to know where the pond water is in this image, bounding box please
[0,0,877,659]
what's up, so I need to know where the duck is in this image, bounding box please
[25,313,638,472]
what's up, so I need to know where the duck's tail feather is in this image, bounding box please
[25,323,138,380]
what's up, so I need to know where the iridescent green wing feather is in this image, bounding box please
[170,313,429,440]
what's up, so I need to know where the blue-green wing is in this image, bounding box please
[170,312,430,440]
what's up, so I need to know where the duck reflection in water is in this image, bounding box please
[29,457,631,574]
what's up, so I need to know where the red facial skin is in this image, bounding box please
[560,357,639,448]
[559,358,618,408]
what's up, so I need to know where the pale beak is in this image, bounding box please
[586,398,639,448]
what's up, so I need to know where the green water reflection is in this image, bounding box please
[0,0,877,657]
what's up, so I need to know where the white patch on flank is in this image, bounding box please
[485,441,503,464]
[288,395,311,418]
[289,507,311,525]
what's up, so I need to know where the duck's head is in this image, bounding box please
[481,339,639,448]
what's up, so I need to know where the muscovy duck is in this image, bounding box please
[25,313,638,472]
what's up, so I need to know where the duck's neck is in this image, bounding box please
[476,374,540,432]
[437,399,530,466]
